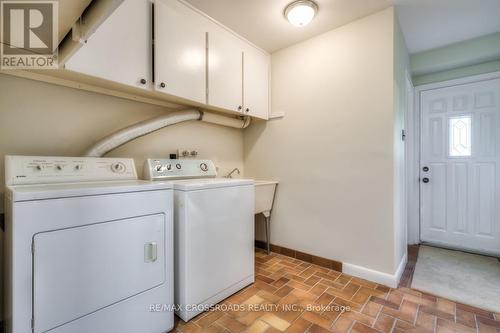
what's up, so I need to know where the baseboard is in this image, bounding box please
[255,241,342,272]
[255,240,267,251]
[343,253,408,288]
[394,252,409,286]
[255,241,408,288]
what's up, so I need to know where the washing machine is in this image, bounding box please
[144,159,254,321]
[3,155,174,333]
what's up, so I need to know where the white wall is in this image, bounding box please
[0,74,245,213]
[245,8,398,275]
[393,16,411,273]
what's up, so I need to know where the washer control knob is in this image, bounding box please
[176,163,182,170]
[34,164,42,171]
[75,164,83,171]
[111,162,126,173]
[200,163,208,172]
[55,165,63,171]
[165,164,172,171]
[155,165,163,172]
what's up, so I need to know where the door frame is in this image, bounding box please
[407,70,500,245]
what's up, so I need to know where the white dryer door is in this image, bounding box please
[32,214,165,333]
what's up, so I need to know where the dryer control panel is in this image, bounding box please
[144,159,217,180]
[5,155,137,185]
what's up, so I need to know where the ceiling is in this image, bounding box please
[59,0,500,54]
[184,0,500,54]
[184,0,392,53]
[395,0,500,54]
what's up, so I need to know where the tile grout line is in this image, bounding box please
[432,312,437,333]
[371,303,383,329]
[388,316,397,333]
[345,319,357,333]
[413,304,420,326]
[473,314,479,333]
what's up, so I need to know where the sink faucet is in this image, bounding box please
[225,168,241,178]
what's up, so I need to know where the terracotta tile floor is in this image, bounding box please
[171,249,500,333]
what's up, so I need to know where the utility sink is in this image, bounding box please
[255,180,278,215]
[254,180,278,254]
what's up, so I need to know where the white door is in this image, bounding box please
[65,0,152,90]
[243,46,270,120]
[208,26,243,113]
[33,215,165,333]
[420,78,500,255]
[175,185,254,311]
[154,0,208,103]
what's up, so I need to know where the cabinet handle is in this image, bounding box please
[245,108,250,113]
[140,78,147,85]
[160,82,166,88]
[238,105,242,111]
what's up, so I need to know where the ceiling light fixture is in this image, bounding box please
[284,0,318,27]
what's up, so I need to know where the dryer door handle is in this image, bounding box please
[144,242,158,263]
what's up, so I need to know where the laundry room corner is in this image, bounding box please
[2,0,500,332]
[0,73,245,192]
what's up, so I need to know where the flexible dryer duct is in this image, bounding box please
[84,109,251,157]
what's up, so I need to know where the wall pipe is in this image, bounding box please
[84,109,251,157]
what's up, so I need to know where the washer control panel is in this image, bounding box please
[144,159,216,180]
[5,156,137,185]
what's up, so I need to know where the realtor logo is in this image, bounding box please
[1,1,58,69]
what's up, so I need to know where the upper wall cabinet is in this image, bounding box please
[154,0,207,104]
[243,46,270,119]
[64,0,270,120]
[65,0,152,90]
[208,26,243,113]
[208,26,270,119]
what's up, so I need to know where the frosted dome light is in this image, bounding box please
[284,0,318,27]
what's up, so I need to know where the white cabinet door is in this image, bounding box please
[243,46,270,120]
[65,0,152,90]
[154,0,207,104]
[420,78,500,255]
[208,26,243,113]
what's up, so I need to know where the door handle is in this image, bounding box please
[144,242,158,263]
[422,177,429,183]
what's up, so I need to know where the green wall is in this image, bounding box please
[411,32,500,86]
[413,59,500,86]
